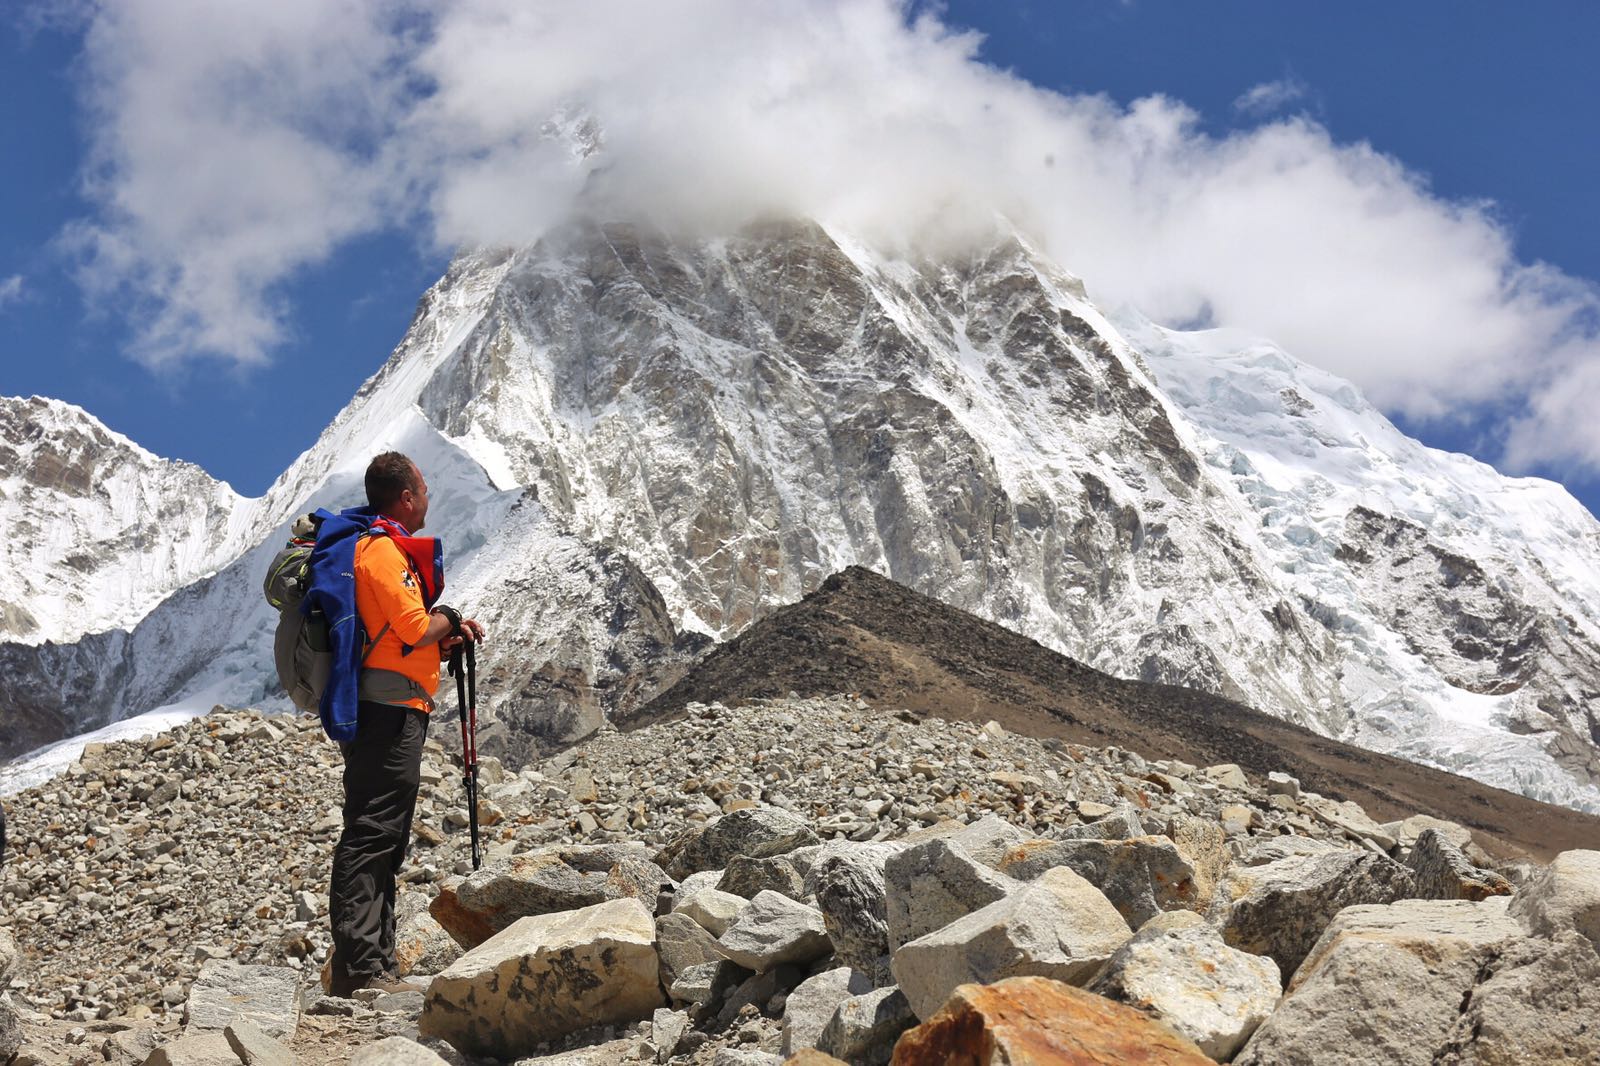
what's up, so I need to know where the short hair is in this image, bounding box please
[365,451,420,510]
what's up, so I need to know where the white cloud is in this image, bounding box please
[1233,77,1308,117]
[57,0,1600,478]
[0,274,22,308]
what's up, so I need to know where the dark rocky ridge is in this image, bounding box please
[632,565,1600,863]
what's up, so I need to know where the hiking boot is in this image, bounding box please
[328,969,423,998]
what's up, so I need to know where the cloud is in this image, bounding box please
[1233,77,1308,117]
[0,274,22,308]
[53,0,1600,478]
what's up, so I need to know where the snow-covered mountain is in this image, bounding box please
[5,219,1599,810]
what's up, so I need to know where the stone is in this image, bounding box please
[1218,850,1417,980]
[1300,794,1398,851]
[713,1052,782,1066]
[719,854,806,900]
[946,814,1033,868]
[1266,771,1300,799]
[658,806,821,880]
[1162,813,1229,904]
[1381,813,1473,851]
[1507,848,1600,950]
[0,1002,20,1063]
[141,1032,243,1066]
[1238,834,1340,867]
[671,961,726,1005]
[394,908,462,976]
[783,1052,848,1066]
[1058,804,1144,841]
[716,890,833,972]
[782,967,874,1057]
[223,1021,293,1066]
[652,1007,691,1063]
[428,844,665,948]
[182,960,301,1041]
[1203,763,1248,790]
[348,1036,453,1065]
[1089,915,1281,1059]
[419,897,664,1059]
[890,866,1131,1020]
[1235,899,1526,1065]
[0,929,19,983]
[1407,829,1512,902]
[816,986,915,1066]
[889,976,1215,1065]
[1435,929,1600,1065]
[804,842,899,981]
[883,838,1015,950]
[657,911,726,989]
[997,835,1201,927]
[678,888,750,937]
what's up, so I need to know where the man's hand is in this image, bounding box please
[440,618,486,652]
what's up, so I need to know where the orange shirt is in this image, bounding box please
[354,534,440,711]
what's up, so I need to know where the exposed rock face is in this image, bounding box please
[1435,929,1600,1065]
[659,807,821,880]
[1407,829,1513,902]
[715,891,832,973]
[890,976,1215,1065]
[804,842,900,982]
[419,897,664,1058]
[997,835,1200,927]
[1506,848,1600,950]
[883,839,1015,951]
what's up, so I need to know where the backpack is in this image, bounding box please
[264,513,331,711]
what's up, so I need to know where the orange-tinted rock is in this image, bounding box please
[784,1052,850,1066]
[891,976,1215,1065]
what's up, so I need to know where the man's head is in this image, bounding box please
[365,451,429,531]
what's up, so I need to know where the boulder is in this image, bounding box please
[719,854,806,900]
[997,835,1201,926]
[142,1032,242,1066]
[1381,813,1473,852]
[1235,899,1526,1065]
[716,890,833,972]
[182,960,301,1041]
[678,888,750,937]
[1162,813,1230,903]
[713,1052,782,1066]
[816,986,916,1066]
[429,844,665,949]
[714,963,807,1029]
[1300,794,1398,850]
[658,807,821,880]
[1203,763,1249,790]
[890,866,1131,1020]
[1407,829,1512,902]
[419,897,664,1058]
[782,967,874,1057]
[657,911,725,991]
[349,1036,452,1065]
[883,838,1015,950]
[0,929,19,983]
[223,1022,293,1066]
[1237,835,1340,867]
[1058,804,1145,841]
[805,842,899,981]
[1436,929,1600,1064]
[0,1002,20,1063]
[1089,913,1281,1059]
[946,815,1034,868]
[1218,850,1416,979]
[1507,848,1600,950]
[671,961,728,1005]
[1266,772,1300,800]
[395,907,462,977]
[783,1052,848,1066]
[652,1007,691,1062]
[889,976,1215,1065]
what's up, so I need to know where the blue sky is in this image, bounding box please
[2,1,1599,516]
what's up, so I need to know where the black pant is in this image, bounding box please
[329,701,428,979]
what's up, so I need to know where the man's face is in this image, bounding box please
[401,464,430,531]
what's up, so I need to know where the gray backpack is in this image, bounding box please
[264,514,330,710]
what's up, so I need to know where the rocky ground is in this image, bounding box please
[0,696,1595,1064]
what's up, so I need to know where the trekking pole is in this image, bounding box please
[450,642,482,870]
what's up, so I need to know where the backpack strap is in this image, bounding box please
[360,622,391,665]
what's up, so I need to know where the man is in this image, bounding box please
[327,451,486,997]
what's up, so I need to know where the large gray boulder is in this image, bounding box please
[997,835,1201,926]
[816,986,916,1066]
[0,929,19,983]
[890,866,1131,1020]
[182,960,301,1042]
[419,897,664,1059]
[0,1001,20,1062]
[946,815,1034,868]
[1162,813,1230,903]
[429,843,665,949]
[1507,848,1600,950]
[1218,850,1417,980]
[656,911,725,990]
[804,842,900,982]
[657,807,820,880]
[349,1036,452,1065]
[676,887,748,937]
[718,854,805,900]
[1088,912,1281,1060]
[716,890,833,972]
[1235,899,1525,1066]
[1058,804,1145,841]
[883,838,1015,950]
[1407,829,1512,902]
[142,1032,242,1066]
[1436,929,1600,1064]
[781,967,874,1057]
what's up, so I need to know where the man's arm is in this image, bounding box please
[417,607,487,649]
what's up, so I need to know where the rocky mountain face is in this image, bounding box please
[5,219,1600,810]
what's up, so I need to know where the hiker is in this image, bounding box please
[324,451,486,997]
